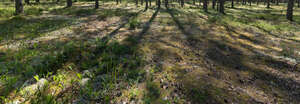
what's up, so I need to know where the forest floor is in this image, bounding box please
[1,1,300,104]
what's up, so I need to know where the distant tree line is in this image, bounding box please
[11,0,300,21]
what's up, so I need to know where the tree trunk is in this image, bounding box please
[231,0,234,8]
[267,0,270,8]
[219,0,225,14]
[165,0,168,8]
[145,0,148,10]
[25,0,29,4]
[181,0,184,7]
[157,0,161,7]
[15,0,23,15]
[298,0,300,8]
[203,0,208,12]
[136,0,138,6]
[57,0,60,3]
[150,0,152,6]
[67,0,72,7]
[141,0,143,5]
[249,0,251,6]
[95,0,99,9]
[212,0,216,9]
[286,0,294,21]
[36,0,39,3]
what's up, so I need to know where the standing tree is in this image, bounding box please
[249,0,252,6]
[219,0,225,14]
[165,0,168,8]
[25,0,29,4]
[36,0,39,3]
[231,0,234,8]
[15,0,23,15]
[95,0,99,9]
[286,0,294,21]
[212,0,216,9]
[145,0,148,10]
[266,0,270,8]
[181,0,184,7]
[157,0,161,8]
[67,0,72,7]
[203,0,208,12]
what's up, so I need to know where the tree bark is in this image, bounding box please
[181,0,184,7]
[165,0,168,8]
[145,0,148,10]
[25,0,29,4]
[95,0,99,9]
[231,0,234,8]
[67,0,72,7]
[219,0,225,14]
[212,0,216,9]
[15,0,23,15]
[249,0,251,6]
[286,0,294,21]
[36,0,39,3]
[157,0,161,7]
[267,0,270,8]
[204,0,208,12]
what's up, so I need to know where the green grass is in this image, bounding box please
[1,1,300,103]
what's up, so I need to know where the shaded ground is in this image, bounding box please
[1,1,300,104]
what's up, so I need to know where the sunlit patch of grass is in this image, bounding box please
[0,16,74,41]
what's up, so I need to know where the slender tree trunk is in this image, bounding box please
[136,0,138,6]
[25,0,29,4]
[204,0,208,12]
[57,0,60,3]
[219,0,225,14]
[157,0,160,7]
[298,0,300,7]
[231,0,234,8]
[67,0,72,7]
[145,0,148,10]
[267,0,270,8]
[15,0,23,15]
[212,0,216,9]
[181,0,184,7]
[287,0,294,21]
[257,0,259,5]
[165,0,168,8]
[249,0,251,6]
[150,0,152,6]
[95,0,99,9]
[141,0,144,5]
[276,0,279,5]
[36,0,39,3]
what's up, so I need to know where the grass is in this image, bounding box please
[1,1,300,103]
